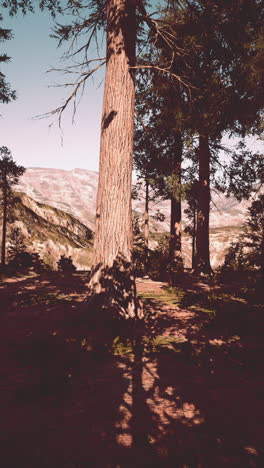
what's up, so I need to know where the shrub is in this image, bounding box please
[219,194,264,280]
[57,255,76,272]
[8,251,50,274]
[7,226,27,262]
[148,234,170,281]
[220,240,246,275]
[133,215,146,277]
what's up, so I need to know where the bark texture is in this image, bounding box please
[169,190,182,266]
[192,207,197,270]
[169,133,183,273]
[86,0,139,319]
[1,174,7,267]
[195,134,212,274]
[143,179,149,262]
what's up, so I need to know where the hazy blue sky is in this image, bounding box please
[1,8,104,171]
[1,8,262,172]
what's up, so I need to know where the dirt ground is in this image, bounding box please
[0,271,264,467]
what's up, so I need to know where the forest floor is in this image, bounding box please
[0,271,264,467]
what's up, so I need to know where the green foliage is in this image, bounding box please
[7,226,26,261]
[8,251,50,274]
[244,193,264,270]
[133,228,170,280]
[0,147,25,265]
[143,335,188,355]
[5,226,51,276]
[218,142,264,201]
[220,241,246,276]
[139,285,185,307]
[147,234,170,281]
[57,254,76,272]
[0,0,62,17]
[0,14,16,105]
[111,336,133,356]
[0,147,25,192]
[132,214,145,277]
[152,209,165,223]
[220,193,264,279]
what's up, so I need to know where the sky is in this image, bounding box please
[0,7,263,173]
[1,8,104,171]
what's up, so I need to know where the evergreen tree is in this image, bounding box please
[152,0,264,274]
[47,1,185,318]
[244,194,264,271]
[7,226,27,262]
[57,255,77,272]
[134,73,188,276]
[0,16,15,105]
[0,14,16,107]
[184,179,199,269]
[0,147,25,267]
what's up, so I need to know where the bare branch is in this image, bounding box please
[130,64,191,89]
[36,59,106,128]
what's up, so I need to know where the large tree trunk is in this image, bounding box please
[85,0,140,319]
[1,174,7,267]
[195,134,212,274]
[169,133,183,275]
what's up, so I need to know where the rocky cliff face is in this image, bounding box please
[181,227,242,269]
[16,168,98,231]
[17,167,250,229]
[7,192,93,270]
[15,167,250,268]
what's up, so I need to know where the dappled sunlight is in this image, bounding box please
[1,271,264,466]
[114,351,206,457]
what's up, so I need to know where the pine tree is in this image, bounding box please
[153,0,264,274]
[0,148,25,267]
[7,226,27,262]
[244,194,264,271]
[0,14,16,106]
[134,73,188,276]
[48,1,184,318]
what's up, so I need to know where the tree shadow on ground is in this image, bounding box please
[0,272,264,467]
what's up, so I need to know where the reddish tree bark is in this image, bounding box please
[143,178,149,262]
[1,173,7,267]
[195,134,212,274]
[86,0,140,319]
[169,133,183,273]
[169,173,182,268]
[192,206,197,270]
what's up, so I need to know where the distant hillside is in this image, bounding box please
[181,226,243,268]
[14,167,252,268]
[16,168,97,231]
[6,192,94,270]
[16,167,251,230]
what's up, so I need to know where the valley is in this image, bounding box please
[12,167,249,269]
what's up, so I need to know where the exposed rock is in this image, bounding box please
[14,167,250,268]
[4,192,93,270]
[16,167,250,230]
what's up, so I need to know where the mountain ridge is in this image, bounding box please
[6,191,94,270]
[16,167,251,231]
[12,167,252,268]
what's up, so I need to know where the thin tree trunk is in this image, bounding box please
[85,0,140,319]
[169,133,183,273]
[1,174,7,267]
[192,206,196,270]
[195,134,212,274]
[169,194,182,266]
[143,178,149,267]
